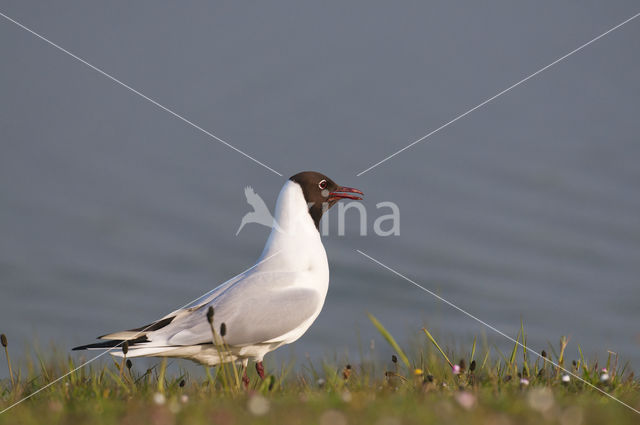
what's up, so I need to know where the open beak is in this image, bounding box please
[328,186,364,202]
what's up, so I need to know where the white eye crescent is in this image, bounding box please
[318,179,327,190]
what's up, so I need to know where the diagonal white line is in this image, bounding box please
[356,11,640,177]
[0,250,281,415]
[0,10,283,177]
[356,249,640,415]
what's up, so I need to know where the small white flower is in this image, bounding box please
[600,372,610,382]
[520,378,530,386]
[180,394,189,404]
[247,395,270,416]
[562,374,571,383]
[152,392,166,405]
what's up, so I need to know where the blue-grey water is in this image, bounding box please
[1,1,639,373]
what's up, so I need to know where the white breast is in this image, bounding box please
[256,181,330,343]
[257,181,329,289]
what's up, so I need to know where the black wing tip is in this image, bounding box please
[127,316,175,333]
[95,316,177,339]
[72,341,117,351]
[72,335,149,351]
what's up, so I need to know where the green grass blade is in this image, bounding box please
[520,321,530,377]
[508,329,519,370]
[367,313,410,368]
[481,347,491,370]
[470,336,477,363]
[422,328,453,368]
[157,358,167,393]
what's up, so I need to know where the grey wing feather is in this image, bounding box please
[165,287,320,347]
[140,270,321,347]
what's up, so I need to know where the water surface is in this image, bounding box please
[1,1,639,371]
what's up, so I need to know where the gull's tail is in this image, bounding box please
[71,312,234,364]
[72,315,177,355]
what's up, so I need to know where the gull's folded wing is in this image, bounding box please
[80,270,322,351]
[163,286,321,347]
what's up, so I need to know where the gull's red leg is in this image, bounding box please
[242,367,250,389]
[255,361,265,380]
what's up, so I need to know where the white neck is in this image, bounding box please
[257,181,328,274]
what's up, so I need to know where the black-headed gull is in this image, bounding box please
[73,171,363,382]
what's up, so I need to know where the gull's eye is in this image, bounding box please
[318,179,327,190]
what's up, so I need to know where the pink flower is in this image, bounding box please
[452,364,461,375]
[454,391,476,410]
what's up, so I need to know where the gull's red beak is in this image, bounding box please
[328,186,364,202]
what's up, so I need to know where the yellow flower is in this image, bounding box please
[414,369,423,376]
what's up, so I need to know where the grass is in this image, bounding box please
[0,318,639,425]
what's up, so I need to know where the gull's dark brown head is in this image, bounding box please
[289,171,363,229]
